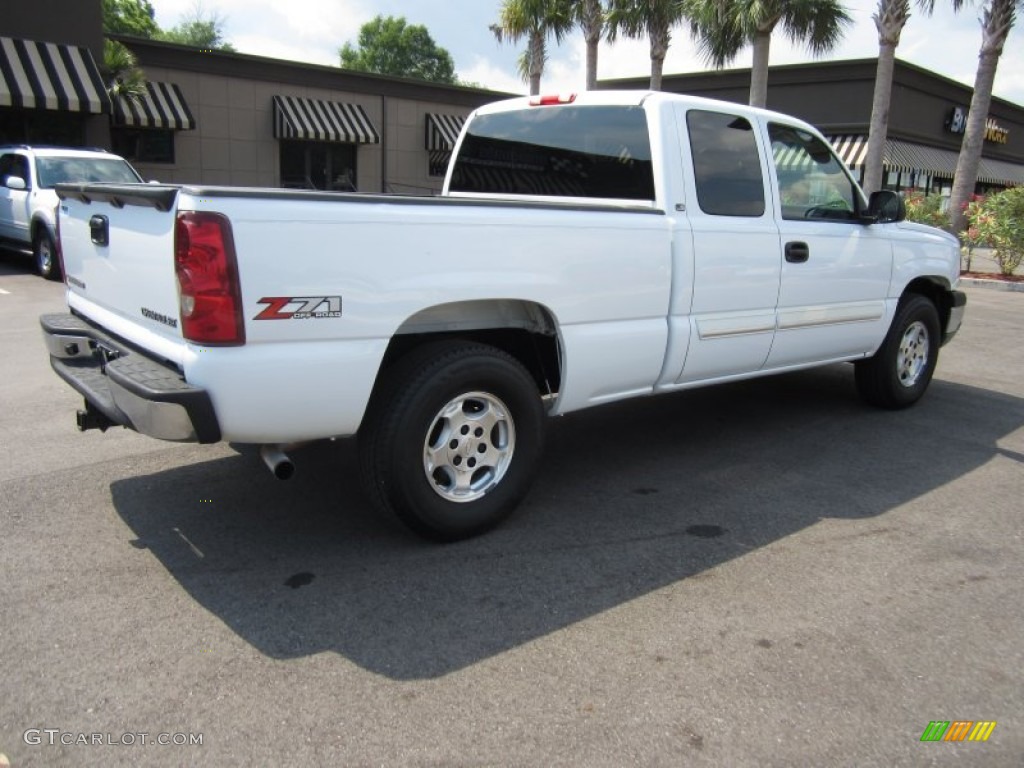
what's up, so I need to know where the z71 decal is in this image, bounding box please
[255,296,343,320]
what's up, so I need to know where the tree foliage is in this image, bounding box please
[341,15,457,84]
[102,0,160,38]
[156,3,236,51]
[103,0,235,51]
[158,19,235,51]
[687,0,852,107]
[102,39,147,101]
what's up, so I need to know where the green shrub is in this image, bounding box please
[961,187,1024,276]
[903,191,950,230]
[959,195,988,272]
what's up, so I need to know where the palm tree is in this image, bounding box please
[688,0,853,109]
[576,0,606,90]
[103,39,147,102]
[862,1,962,195]
[491,0,575,95]
[863,1,913,194]
[606,0,692,91]
[947,0,1021,235]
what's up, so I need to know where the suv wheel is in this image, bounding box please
[34,230,60,281]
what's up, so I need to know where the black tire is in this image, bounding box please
[359,340,546,541]
[855,294,941,409]
[34,229,60,281]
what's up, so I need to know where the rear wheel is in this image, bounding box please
[855,294,940,409]
[360,340,546,541]
[34,229,60,281]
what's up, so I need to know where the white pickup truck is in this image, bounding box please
[42,90,966,540]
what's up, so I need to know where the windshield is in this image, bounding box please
[35,156,141,188]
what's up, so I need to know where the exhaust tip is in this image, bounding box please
[260,445,295,480]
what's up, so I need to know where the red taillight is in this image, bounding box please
[529,93,576,106]
[174,211,245,345]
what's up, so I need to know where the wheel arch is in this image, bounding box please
[377,299,563,403]
[901,276,954,337]
[30,213,55,244]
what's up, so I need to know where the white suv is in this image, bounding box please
[0,146,143,279]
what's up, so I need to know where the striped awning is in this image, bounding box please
[113,81,194,130]
[829,135,1024,186]
[977,156,1024,186]
[272,95,379,144]
[827,135,869,168]
[425,113,465,151]
[0,36,110,114]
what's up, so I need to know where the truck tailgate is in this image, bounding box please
[57,183,186,359]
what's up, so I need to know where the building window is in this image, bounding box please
[279,140,357,191]
[0,107,85,146]
[111,128,176,164]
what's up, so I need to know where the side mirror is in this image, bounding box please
[864,190,906,224]
[4,175,27,191]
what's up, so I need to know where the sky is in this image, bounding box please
[147,0,1024,106]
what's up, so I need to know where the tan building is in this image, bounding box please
[112,36,510,194]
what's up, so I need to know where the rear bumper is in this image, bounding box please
[942,290,967,346]
[40,313,220,443]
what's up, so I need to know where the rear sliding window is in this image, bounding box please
[686,110,765,217]
[449,105,655,201]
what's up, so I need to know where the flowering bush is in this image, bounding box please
[902,191,950,230]
[961,187,1024,276]
[959,195,988,272]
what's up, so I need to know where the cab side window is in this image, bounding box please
[769,123,860,221]
[686,110,765,217]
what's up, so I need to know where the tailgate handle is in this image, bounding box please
[89,214,109,247]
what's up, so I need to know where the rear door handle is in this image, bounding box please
[785,241,809,263]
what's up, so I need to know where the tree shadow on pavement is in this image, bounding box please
[109,364,1024,679]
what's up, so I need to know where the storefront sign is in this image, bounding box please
[947,106,1010,144]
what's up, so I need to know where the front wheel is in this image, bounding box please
[855,294,940,409]
[34,230,60,281]
[360,341,546,541]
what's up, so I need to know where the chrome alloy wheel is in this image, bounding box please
[37,237,53,276]
[423,391,516,503]
[897,320,930,388]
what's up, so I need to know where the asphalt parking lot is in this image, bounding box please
[1,252,1021,767]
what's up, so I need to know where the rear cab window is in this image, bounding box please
[449,105,655,201]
